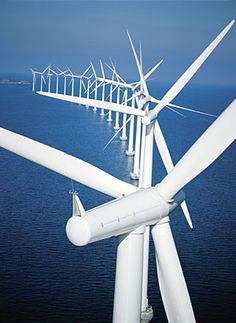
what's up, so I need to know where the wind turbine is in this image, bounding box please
[30,68,39,92]
[37,65,50,92]
[47,66,58,93]
[55,70,59,94]
[107,67,115,122]
[82,64,94,108]
[89,62,99,112]
[66,66,78,97]
[58,68,69,95]
[15,19,235,323]
[99,60,106,116]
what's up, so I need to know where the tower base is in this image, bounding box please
[130,171,139,180]
[126,150,135,157]
[141,306,154,323]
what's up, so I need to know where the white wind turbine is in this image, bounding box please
[37,65,50,92]
[58,68,69,95]
[99,60,106,116]
[90,62,98,112]
[16,19,235,322]
[47,66,58,93]
[84,65,94,108]
[66,66,78,97]
[55,70,59,94]
[77,66,90,98]
[107,68,115,122]
[30,68,40,92]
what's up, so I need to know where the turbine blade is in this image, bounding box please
[66,65,73,76]
[81,78,86,91]
[144,59,163,81]
[154,121,193,228]
[126,30,149,96]
[37,91,145,117]
[0,128,137,198]
[103,115,132,151]
[81,65,91,77]
[167,103,216,118]
[100,60,105,78]
[151,96,215,117]
[67,78,72,89]
[157,99,236,201]
[152,222,196,323]
[90,81,103,95]
[109,59,127,84]
[139,40,143,74]
[90,62,96,77]
[42,64,50,74]
[149,20,235,121]
[84,79,96,94]
[167,106,186,118]
[105,85,118,101]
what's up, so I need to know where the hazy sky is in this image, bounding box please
[1,0,235,85]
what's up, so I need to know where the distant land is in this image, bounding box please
[0,78,30,85]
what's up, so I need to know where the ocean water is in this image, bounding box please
[0,78,235,323]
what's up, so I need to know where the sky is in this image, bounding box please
[0,0,235,85]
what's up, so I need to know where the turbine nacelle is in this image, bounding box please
[66,187,185,246]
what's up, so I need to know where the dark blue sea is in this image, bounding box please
[0,76,235,323]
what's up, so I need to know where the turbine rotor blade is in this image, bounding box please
[144,59,163,81]
[157,99,236,201]
[42,75,46,84]
[103,115,132,151]
[152,221,196,323]
[0,128,137,198]
[154,121,193,228]
[81,78,86,91]
[167,106,186,118]
[42,64,50,74]
[167,104,216,118]
[139,40,143,74]
[37,91,145,117]
[100,60,105,78]
[81,65,91,77]
[90,81,103,95]
[149,20,235,121]
[126,30,149,96]
[150,96,216,117]
[90,62,97,78]
[105,62,127,85]
[132,59,163,91]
